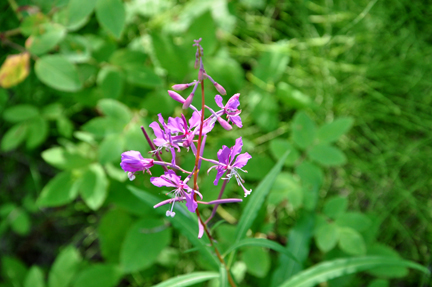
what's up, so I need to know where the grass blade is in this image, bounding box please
[280,256,430,287]
[152,272,219,287]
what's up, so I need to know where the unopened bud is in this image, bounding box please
[214,82,226,95]
[172,84,189,91]
[217,117,232,130]
[167,90,185,104]
[183,93,194,109]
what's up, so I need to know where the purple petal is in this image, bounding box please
[230,116,243,128]
[207,198,243,204]
[157,113,166,127]
[150,177,176,188]
[184,190,197,213]
[226,93,240,110]
[213,168,227,185]
[217,117,232,130]
[215,94,224,109]
[198,218,204,239]
[120,151,154,172]
[183,93,194,109]
[167,117,183,134]
[233,152,252,169]
[202,119,215,134]
[149,122,164,139]
[217,145,231,164]
[150,170,180,188]
[230,137,243,163]
[189,111,201,129]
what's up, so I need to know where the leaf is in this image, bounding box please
[1,256,28,287]
[124,66,163,88]
[292,111,316,149]
[35,55,82,92]
[276,82,311,110]
[48,246,81,287]
[3,105,38,122]
[268,172,303,209]
[98,209,133,263]
[56,116,74,138]
[269,139,300,166]
[97,66,124,99]
[120,218,171,273]
[367,244,408,278]
[368,279,389,287]
[97,98,131,124]
[0,52,30,88]
[318,117,354,144]
[26,23,66,55]
[95,0,125,38]
[323,196,348,219]
[295,161,322,210]
[68,0,98,26]
[8,207,30,235]
[72,264,122,287]
[186,11,217,55]
[37,171,79,207]
[242,246,271,278]
[223,238,298,262]
[152,272,219,287]
[109,49,147,68]
[219,266,228,287]
[59,35,92,63]
[26,116,49,149]
[24,266,45,287]
[243,154,275,181]
[307,144,347,166]
[335,212,372,232]
[41,147,92,170]
[128,186,219,269]
[338,227,366,256]
[1,123,28,151]
[98,134,124,165]
[315,222,339,252]
[234,151,289,243]
[279,256,430,287]
[79,163,108,210]
[253,42,290,84]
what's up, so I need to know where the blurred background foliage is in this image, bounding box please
[0,0,431,286]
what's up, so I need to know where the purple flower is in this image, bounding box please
[150,170,200,217]
[149,114,179,152]
[120,151,154,180]
[215,93,242,128]
[208,137,252,197]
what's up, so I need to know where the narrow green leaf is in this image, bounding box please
[24,266,45,287]
[128,186,219,270]
[234,151,289,242]
[318,117,354,144]
[242,246,271,278]
[37,171,78,207]
[48,246,81,287]
[292,111,316,149]
[223,238,298,262]
[1,123,27,151]
[79,163,108,210]
[307,144,347,166]
[35,55,82,92]
[3,104,39,122]
[219,266,228,287]
[152,272,219,287]
[280,256,430,287]
[95,0,125,38]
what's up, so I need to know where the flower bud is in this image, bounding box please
[167,90,185,104]
[172,84,189,91]
[182,93,194,109]
[120,151,154,172]
[217,117,232,130]
[214,82,226,95]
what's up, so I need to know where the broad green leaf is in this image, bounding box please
[98,209,133,262]
[3,104,39,122]
[292,111,316,149]
[251,94,279,132]
[42,103,63,120]
[128,186,219,269]
[79,163,108,210]
[59,35,91,63]
[97,67,124,99]
[315,222,339,252]
[323,196,348,219]
[295,161,322,210]
[24,266,45,287]
[82,117,125,137]
[109,49,147,68]
[279,256,429,287]
[97,99,131,124]
[56,116,74,138]
[242,246,271,278]
[234,151,289,242]
[1,123,27,151]
[41,147,92,170]
[105,162,127,182]
[253,42,289,84]
[72,264,122,287]
[223,238,298,262]
[120,218,171,273]
[368,279,389,287]
[35,55,82,92]
[8,207,30,235]
[338,227,366,256]
[307,144,347,166]
[1,256,27,287]
[335,212,372,232]
[318,117,354,144]
[27,23,66,55]
[37,171,79,207]
[152,272,219,287]
[0,52,30,88]
[125,66,163,88]
[48,246,81,287]
[98,134,124,164]
[243,154,275,181]
[95,0,125,38]
[269,139,299,166]
[68,0,98,26]
[204,56,245,94]
[20,13,49,36]
[277,82,311,110]
[268,172,303,209]
[186,11,217,55]
[367,244,408,278]
[26,116,49,149]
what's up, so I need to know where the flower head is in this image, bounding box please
[208,137,252,196]
[215,94,242,128]
[120,151,154,180]
[151,170,201,216]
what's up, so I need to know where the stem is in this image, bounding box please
[205,180,228,225]
[140,126,168,172]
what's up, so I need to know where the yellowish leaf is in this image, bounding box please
[0,52,30,88]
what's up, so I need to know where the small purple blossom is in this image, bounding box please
[207,137,252,197]
[215,93,242,128]
[120,151,154,180]
[150,170,201,217]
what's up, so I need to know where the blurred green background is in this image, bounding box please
[0,0,431,286]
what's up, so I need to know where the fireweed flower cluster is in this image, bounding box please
[120,38,252,238]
